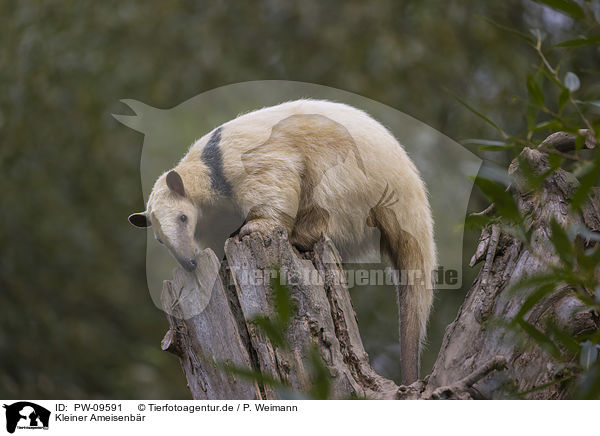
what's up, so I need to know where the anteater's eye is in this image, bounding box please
[180,214,187,223]
[156,237,163,245]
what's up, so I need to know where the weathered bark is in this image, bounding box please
[161,133,599,400]
[162,230,403,399]
[426,144,599,399]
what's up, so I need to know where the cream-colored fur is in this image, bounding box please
[134,99,435,384]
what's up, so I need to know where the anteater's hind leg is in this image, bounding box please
[290,204,330,251]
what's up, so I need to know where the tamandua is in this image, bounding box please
[129,99,435,384]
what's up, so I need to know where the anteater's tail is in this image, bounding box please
[373,205,435,385]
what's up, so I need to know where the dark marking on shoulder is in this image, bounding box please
[201,127,233,196]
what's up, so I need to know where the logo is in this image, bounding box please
[3,402,50,433]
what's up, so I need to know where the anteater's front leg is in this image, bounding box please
[237,171,301,240]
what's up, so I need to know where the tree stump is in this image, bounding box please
[161,134,599,399]
[426,146,599,399]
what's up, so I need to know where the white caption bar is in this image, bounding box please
[0,400,593,435]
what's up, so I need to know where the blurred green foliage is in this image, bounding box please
[1,0,598,398]
[463,0,600,398]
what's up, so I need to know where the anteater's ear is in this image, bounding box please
[166,170,185,197]
[128,212,151,228]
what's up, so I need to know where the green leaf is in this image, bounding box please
[546,322,580,355]
[564,72,581,92]
[575,134,585,151]
[448,90,508,138]
[526,103,539,133]
[270,271,294,326]
[547,153,564,170]
[550,218,574,267]
[576,239,600,283]
[510,273,557,293]
[307,347,332,399]
[571,157,600,210]
[479,17,535,43]
[464,213,493,230]
[463,139,508,147]
[580,341,598,370]
[534,119,563,132]
[478,145,513,151]
[220,362,289,389]
[531,0,585,20]
[529,28,547,42]
[569,225,600,243]
[576,365,600,399]
[474,178,521,222]
[527,74,545,106]
[467,137,518,151]
[575,100,600,108]
[516,153,545,190]
[518,374,574,397]
[554,35,600,47]
[518,319,562,359]
[253,316,286,348]
[558,87,570,111]
[513,283,556,322]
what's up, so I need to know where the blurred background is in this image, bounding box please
[1,0,598,399]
